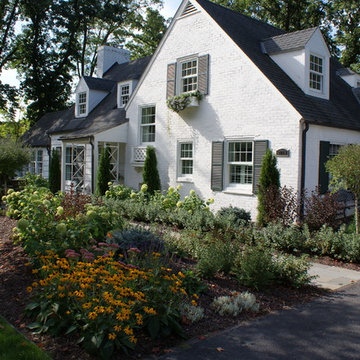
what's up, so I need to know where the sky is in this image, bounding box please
[0,0,183,88]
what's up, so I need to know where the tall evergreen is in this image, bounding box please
[96,147,112,196]
[142,146,161,195]
[257,149,280,226]
[48,148,61,193]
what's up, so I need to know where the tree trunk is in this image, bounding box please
[355,196,359,235]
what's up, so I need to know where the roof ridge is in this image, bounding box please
[196,0,285,33]
[263,26,318,41]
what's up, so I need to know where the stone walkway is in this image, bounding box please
[309,262,360,290]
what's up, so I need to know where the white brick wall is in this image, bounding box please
[305,124,360,191]
[125,8,303,220]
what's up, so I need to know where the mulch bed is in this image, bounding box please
[0,215,336,359]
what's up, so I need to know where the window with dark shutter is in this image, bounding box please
[318,141,330,194]
[166,63,176,99]
[211,141,224,191]
[253,140,269,194]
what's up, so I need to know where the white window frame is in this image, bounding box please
[98,142,122,182]
[140,106,156,144]
[177,141,194,182]
[309,54,324,92]
[225,140,254,193]
[176,56,198,95]
[118,82,132,108]
[28,149,43,176]
[65,145,85,191]
[77,91,87,116]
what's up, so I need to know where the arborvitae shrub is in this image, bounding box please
[257,149,280,226]
[142,146,161,195]
[48,149,61,193]
[96,147,112,196]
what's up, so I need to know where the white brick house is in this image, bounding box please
[22,0,360,219]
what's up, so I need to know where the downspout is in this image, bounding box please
[90,136,95,194]
[300,119,309,218]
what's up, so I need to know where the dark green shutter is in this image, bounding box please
[253,140,269,194]
[319,141,330,194]
[211,141,224,191]
[198,54,209,95]
[166,63,176,99]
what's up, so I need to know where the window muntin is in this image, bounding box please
[329,144,341,158]
[227,141,253,185]
[28,149,43,175]
[309,54,323,91]
[78,92,87,115]
[179,143,193,176]
[181,59,198,93]
[65,145,85,191]
[140,106,155,143]
[98,142,121,182]
[120,84,130,107]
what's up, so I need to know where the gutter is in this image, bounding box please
[300,119,309,217]
[90,136,95,194]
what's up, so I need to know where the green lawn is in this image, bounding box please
[0,316,51,360]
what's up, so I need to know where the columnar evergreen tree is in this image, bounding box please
[48,149,61,193]
[96,147,112,196]
[257,149,280,226]
[142,146,161,195]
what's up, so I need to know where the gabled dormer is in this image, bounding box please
[263,27,330,100]
[337,68,360,88]
[75,76,115,118]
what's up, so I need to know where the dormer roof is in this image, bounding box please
[82,76,115,92]
[262,27,318,54]
[103,56,152,83]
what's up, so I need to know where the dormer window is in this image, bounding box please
[120,84,130,107]
[309,54,323,91]
[181,58,198,93]
[78,92,87,115]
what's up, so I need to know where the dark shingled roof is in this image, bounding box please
[103,56,152,82]
[83,76,115,92]
[23,56,150,145]
[336,67,357,76]
[196,0,360,130]
[262,27,317,54]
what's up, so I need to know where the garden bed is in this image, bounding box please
[0,215,328,359]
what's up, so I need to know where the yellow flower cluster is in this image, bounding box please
[33,250,190,346]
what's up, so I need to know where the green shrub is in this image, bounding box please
[259,222,308,254]
[216,206,251,229]
[143,146,161,195]
[234,243,275,289]
[48,149,61,193]
[272,254,313,288]
[96,147,112,196]
[105,184,132,200]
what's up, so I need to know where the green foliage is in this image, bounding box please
[257,149,280,226]
[48,149,61,193]
[0,138,31,191]
[126,8,168,60]
[166,91,203,113]
[234,243,275,289]
[326,144,360,233]
[96,147,112,196]
[142,146,161,195]
[0,315,51,360]
[216,206,251,228]
[105,183,132,200]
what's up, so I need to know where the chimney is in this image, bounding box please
[96,46,131,78]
